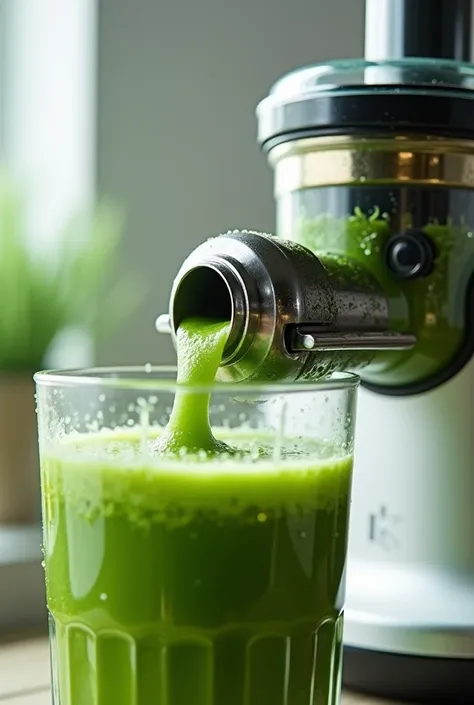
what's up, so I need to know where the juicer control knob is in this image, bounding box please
[385,229,435,279]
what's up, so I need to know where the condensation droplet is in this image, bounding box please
[257,512,267,523]
[100,593,108,601]
[144,363,152,373]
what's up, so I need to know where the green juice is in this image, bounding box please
[295,202,474,388]
[41,319,353,705]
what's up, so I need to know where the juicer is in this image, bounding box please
[157,0,474,699]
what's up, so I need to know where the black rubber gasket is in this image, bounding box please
[259,90,474,154]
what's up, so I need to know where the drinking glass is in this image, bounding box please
[35,366,359,705]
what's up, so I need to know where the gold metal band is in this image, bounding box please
[269,135,474,195]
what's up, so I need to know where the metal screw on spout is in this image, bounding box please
[155,314,172,334]
[292,331,316,350]
[302,334,315,350]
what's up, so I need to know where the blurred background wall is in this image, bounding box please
[95,0,365,365]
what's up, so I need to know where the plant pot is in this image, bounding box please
[0,375,40,524]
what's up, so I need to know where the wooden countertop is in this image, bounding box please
[0,633,402,705]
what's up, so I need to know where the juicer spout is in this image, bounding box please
[156,230,415,384]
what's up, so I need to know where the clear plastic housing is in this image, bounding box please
[276,183,474,388]
[35,366,358,705]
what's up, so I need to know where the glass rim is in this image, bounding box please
[34,365,360,395]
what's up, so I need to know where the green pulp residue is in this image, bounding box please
[295,204,474,387]
[152,317,234,456]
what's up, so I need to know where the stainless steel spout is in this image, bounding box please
[156,231,415,384]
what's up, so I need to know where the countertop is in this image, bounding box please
[0,632,402,705]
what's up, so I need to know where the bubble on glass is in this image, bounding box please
[144,363,152,373]
[250,446,261,461]
[100,593,108,601]
[99,394,106,403]
[136,397,153,445]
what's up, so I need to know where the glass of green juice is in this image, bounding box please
[35,366,359,705]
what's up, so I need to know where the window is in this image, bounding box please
[0,0,97,632]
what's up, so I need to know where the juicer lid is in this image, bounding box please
[256,58,474,152]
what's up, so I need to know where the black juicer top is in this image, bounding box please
[256,58,474,151]
[257,0,474,150]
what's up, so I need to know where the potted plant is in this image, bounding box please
[0,172,143,524]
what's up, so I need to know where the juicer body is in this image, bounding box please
[266,133,474,698]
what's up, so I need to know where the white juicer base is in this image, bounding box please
[344,356,474,659]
